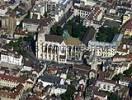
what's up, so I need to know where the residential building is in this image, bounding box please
[33,0,73,22]
[116,0,132,14]
[79,0,97,7]
[112,53,132,63]
[30,2,47,20]
[0,84,24,100]
[103,13,122,23]
[48,0,73,22]
[114,63,131,75]
[0,0,31,34]
[119,77,132,87]
[0,74,25,87]
[94,90,107,100]
[14,28,29,38]
[88,40,117,58]
[122,13,131,24]
[22,17,54,33]
[117,43,130,55]
[37,74,67,95]
[74,5,104,21]
[121,18,132,36]
[0,50,23,66]
[86,86,108,100]
[0,0,132,99]
[95,79,119,92]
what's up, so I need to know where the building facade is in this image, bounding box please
[36,34,85,64]
[32,0,73,22]
[74,5,104,22]
[122,18,132,36]
[95,79,119,92]
[88,41,117,58]
[0,50,23,66]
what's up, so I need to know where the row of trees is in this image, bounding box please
[64,16,87,38]
[51,18,120,42]
[50,16,87,39]
[96,27,119,42]
[7,34,34,54]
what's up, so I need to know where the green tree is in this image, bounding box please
[112,73,123,81]
[123,66,132,77]
[129,36,132,40]
[64,16,87,38]
[108,93,121,100]
[50,24,63,35]
[96,27,119,42]
[7,36,31,54]
[64,20,73,36]
[61,85,76,100]
[50,16,87,38]
[8,37,23,52]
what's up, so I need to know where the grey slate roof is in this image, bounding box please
[45,34,64,43]
[39,74,61,84]
[81,27,96,46]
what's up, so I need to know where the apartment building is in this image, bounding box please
[122,18,132,36]
[32,0,73,22]
[74,5,104,21]
[0,84,24,100]
[0,50,23,66]
[0,74,25,87]
[95,79,119,92]
[88,40,117,58]
[22,17,54,33]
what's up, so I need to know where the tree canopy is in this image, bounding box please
[64,16,87,38]
[7,34,34,54]
[61,85,76,100]
[123,66,132,77]
[50,16,87,39]
[96,27,119,42]
[112,73,124,81]
[50,24,63,36]
[108,93,121,100]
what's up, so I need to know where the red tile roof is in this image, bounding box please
[122,18,132,31]
[0,74,25,83]
[117,44,129,53]
[74,5,102,21]
[27,95,42,100]
[107,0,113,3]
[0,84,24,99]
[113,53,132,62]
[97,78,116,84]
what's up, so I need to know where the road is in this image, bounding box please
[57,10,74,27]
[20,63,47,100]
[61,12,74,27]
